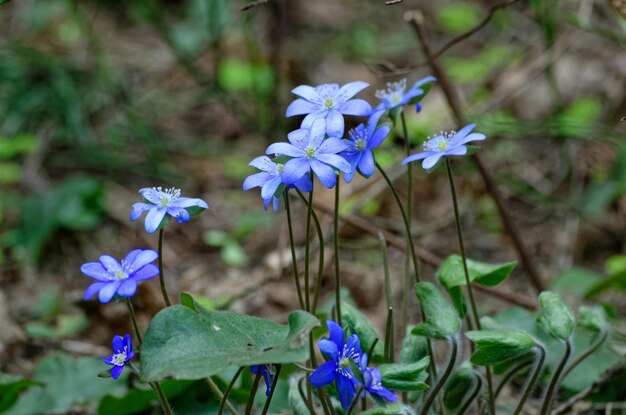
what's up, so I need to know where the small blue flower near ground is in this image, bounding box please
[130,187,209,234]
[243,155,312,211]
[266,119,351,189]
[81,249,159,303]
[374,76,436,112]
[101,334,134,379]
[251,364,275,396]
[358,353,398,402]
[309,320,362,410]
[402,123,486,170]
[286,82,372,138]
[342,110,390,183]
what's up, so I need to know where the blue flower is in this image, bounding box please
[243,156,312,211]
[286,82,372,138]
[251,365,275,396]
[358,353,397,402]
[266,119,351,189]
[402,123,486,170]
[130,187,209,234]
[342,110,390,183]
[101,334,134,379]
[309,320,362,410]
[81,249,159,303]
[374,76,436,112]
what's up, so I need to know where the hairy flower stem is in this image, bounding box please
[346,385,365,415]
[540,339,572,415]
[207,377,239,415]
[218,367,245,415]
[445,158,495,414]
[457,372,483,415]
[245,369,263,415]
[261,365,282,415]
[562,326,608,379]
[420,336,458,415]
[400,111,413,334]
[513,344,546,415]
[284,191,305,310]
[304,185,314,312]
[152,382,173,415]
[333,180,342,325]
[494,359,533,398]
[379,233,394,362]
[125,298,142,346]
[157,229,172,307]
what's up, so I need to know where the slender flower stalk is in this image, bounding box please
[495,359,533,398]
[125,299,142,346]
[157,229,171,307]
[540,339,572,415]
[207,377,239,415]
[152,383,174,415]
[420,336,459,415]
[562,326,608,379]
[284,191,305,310]
[513,344,546,415]
[333,180,342,325]
[245,369,263,415]
[218,367,245,415]
[304,185,314,312]
[379,233,394,362]
[457,372,483,415]
[261,365,282,415]
[400,111,414,334]
[345,385,365,415]
[445,158,496,414]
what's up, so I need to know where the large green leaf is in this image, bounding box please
[98,380,193,415]
[466,330,536,366]
[437,255,516,316]
[0,374,40,413]
[379,357,430,391]
[412,282,460,340]
[140,303,319,382]
[537,291,575,341]
[361,404,417,415]
[443,363,475,411]
[399,327,429,364]
[340,302,385,361]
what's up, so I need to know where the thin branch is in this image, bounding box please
[241,0,268,11]
[385,0,404,5]
[552,366,625,415]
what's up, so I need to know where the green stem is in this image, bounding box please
[284,191,305,310]
[152,382,173,415]
[562,326,608,379]
[494,359,533,398]
[445,158,495,414]
[125,298,142,346]
[207,377,239,415]
[157,229,172,307]
[333,180,342,325]
[513,344,546,415]
[261,365,282,415]
[345,385,365,415]
[245,368,262,415]
[384,307,394,363]
[298,377,316,415]
[218,367,244,415]
[379,232,394,362]
[304,184,314,312]
[457,372,483,415]
[401,111,413,338]
[420,336,458,415]
[540,339,572,415]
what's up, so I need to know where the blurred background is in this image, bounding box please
[1,0,626,413]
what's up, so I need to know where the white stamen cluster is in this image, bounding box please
[111,347,128,366]
[154,186,181,207]
[110,260,134,281]
[423,130,456,152]
[336,344,360,378]
[375,79,407,103]
[349,128,368,151]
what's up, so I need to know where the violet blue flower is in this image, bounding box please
[251,365,275,396]
[309,320,362,410]
[101,334,134,379]
[342,110,390,183]
[243,155,312,211]
[286,82,372,138]
[402,123,486,170]
[81,249,159,303]
[266,119,351,189]
[358,353,397,402]
[374,76,436,112]
[130,187,209,234]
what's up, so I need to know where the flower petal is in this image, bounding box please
[99,255,121,273]
[454,133,486,147]
[166,207,191,223]
[138,188,161,204]
[266,142,304,158]
[315,83,339,98]
[98,281,121,303]
[84,282,107,300]
[122,249,142,266]
[170,197,208,209]
[318,339,339,360]
[130,203,152,222]
[337,374,356,410]
[325,110,345,138]
[293,175,313,193]
[243,172,273,191]
[309,118,327,148]
[286,98,321,117]
[80,262,110,281]
[449,123,476,145]
[327,320,345,349]
[281,158,310,185]
[260,176,283,200]
[301,110,327,130]
[402,151,431,165]
[100,355,114,365]
[309,360,337,387]
[357,150,375,177]
[291,85,322,103]
[345,334,362,357]
[368,126,390,149]
[366,110,386,134]
[131,264,159,281]
[129,249,158,270]
[445,145,468,156]
[249,155,277,172]
[310,159,338,188]
[144,207,167,234]
[337,99,372,117]
[315,154,351,173]
[117,280,138,297]
[112,335,124,351]
[286,128,310,149]
[111,365,124,380]
[422,153,444,169]
[335,81,369,103]
[317,137,348,154]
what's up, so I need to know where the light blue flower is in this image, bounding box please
[130,187,208,233]
[286,82,372,138]
[375,76,436,112]
[402,123,486,170]
[358,353,397,402]
[101,334,134,379]
[341,110,390,183]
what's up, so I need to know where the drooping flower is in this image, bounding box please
[243,155,312,211]
[81,249,159,303]
[309,320,362,410]
[358,353,397,402]
[251,365,275,396]
[402,123,486,170]
[286,82,372,138]
[266,119,351,189]
[342,110,390,183]
[130,187,209,234]
[374,76,436,112]
[101,334,134,379]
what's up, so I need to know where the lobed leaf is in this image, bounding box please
[412,282,460,340]
[379,357,430,391]
[466,329,536,366]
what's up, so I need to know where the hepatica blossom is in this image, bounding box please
[403,123,486,170]
[251,365,275,396]
[375,76,436,112]
[243,155,312,211]
[130,187,209,234]
[101,334,134,379]
[342,110,390,183]
[286,81,372,138]
[309,320,362,410]
[358,353,397,402]
[81,249,159,303]
[266,119,351,189]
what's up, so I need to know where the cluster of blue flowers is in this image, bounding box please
[244,76,487,210]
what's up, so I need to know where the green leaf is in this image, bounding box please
[221,240,248,267]
[466,330,536,366]
[97,380,193,415]
[437,3,484,34]
[411,282,460,340]
[537,291,576,341]
[340,302,384,361]
[140,302,319,382]
[550,267,603,297]
[0,374,40,412]
[437,255,516,316]
[361,403,417,415]
[578,306,607,331]
[0,134,37,158]
[443,363,475,411]
[379,357,430,391]
[399,327,429,364]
